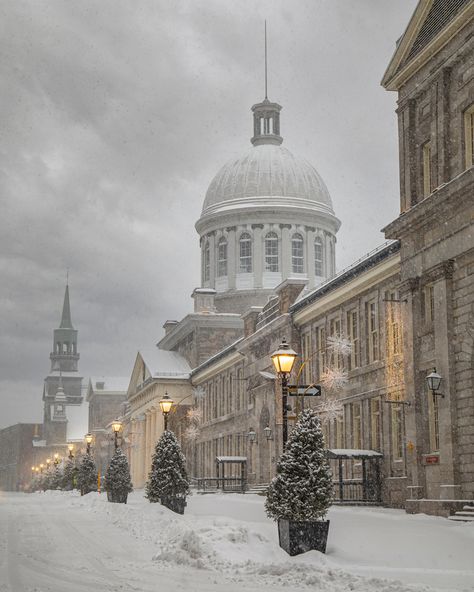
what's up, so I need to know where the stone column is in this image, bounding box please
[130,419,137,485]
[150,407,157,458]
[325,232,331,279]
[281,224,291,278]
[227,227,236,290]
[252,224,263,288]
[306,226,315,288]
[209,232,216,289]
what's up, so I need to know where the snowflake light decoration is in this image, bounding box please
[320,367,348,392]
[326,334,352,357]
[184,425,200,441]
[316,398,344,425]
[186,407,202,423]
[192,386,206,401]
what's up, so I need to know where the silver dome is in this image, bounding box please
[202,144,333,215]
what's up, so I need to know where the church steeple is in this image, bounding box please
[50,283,79,373]
[60,284,73,329]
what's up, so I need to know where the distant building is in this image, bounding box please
[0,423,38,491]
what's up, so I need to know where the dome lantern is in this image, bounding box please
[251,99,283,147]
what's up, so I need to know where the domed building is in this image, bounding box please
[195,97,340,313]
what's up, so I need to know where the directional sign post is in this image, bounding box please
[288,385,321,397]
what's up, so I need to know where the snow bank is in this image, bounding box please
[61,490,474,592]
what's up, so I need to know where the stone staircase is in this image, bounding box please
[448,505,474,522]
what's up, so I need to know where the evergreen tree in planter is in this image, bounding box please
[61,458,77,490]
[265,409,333,555]
[77,454,98,495]
[145,430,190,514]
[105,448,133,503]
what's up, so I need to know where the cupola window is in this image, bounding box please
[314,237,324,276]
[217,237,228,277]
[265,232,279,272]
[203,241,210,282]
[239,233,252,273]
[291,233,304,273]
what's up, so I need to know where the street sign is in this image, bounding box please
[288,385,321,397]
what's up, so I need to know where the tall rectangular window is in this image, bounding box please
[329,317,342,369]
[391,404,404,459]
[464,104,474,169]
[301,331,312,384]
[217,238,227,277]
[291,234,304,273]
[317,326,326,377]
[346,309,359,370]
[386,291,401,355]
[366,300,379,363]
[370,397,381,451]
[239,234,252,273]
[352,402,361,449]
[422,141,432,197]
[334,415,344,448]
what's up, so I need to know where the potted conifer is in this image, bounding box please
[265,408,333,556]
[105,448,133,503]
[146,430,190,514]
[77,454,98,495]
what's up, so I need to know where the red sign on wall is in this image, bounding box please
[424,455,440,465]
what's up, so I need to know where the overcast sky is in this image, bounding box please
[0,0,418,429]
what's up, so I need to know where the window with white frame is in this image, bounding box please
[316,325,326,377]
[422,140,432,198]
[352,402,361,449]
[329,317,342,369]
[428,390,440,452]
[264,232,279,272]
[314,237,324,276]
[203,241,210,282]
[239,233,252,273]
[217,237,227,277]
[291,233,304,273]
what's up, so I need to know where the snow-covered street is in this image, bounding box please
[1,491,473,592]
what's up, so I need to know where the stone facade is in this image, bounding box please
[383,0,474,512]
[0,424,37,491]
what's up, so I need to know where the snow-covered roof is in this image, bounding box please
[66,403,89,441]
[327,449,383,459]
[139,347,191,378]
[89,376,129,393]
[216,456,247,463]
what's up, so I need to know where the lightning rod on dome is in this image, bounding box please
[264,20,268,100]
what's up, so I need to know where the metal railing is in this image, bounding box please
[332,479,381,503]
[193,477,247,493]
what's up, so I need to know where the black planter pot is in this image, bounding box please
[107,490,128,504]
[278,519,330,556]
[161,496,187,515]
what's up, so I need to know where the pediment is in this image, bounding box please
[382,0,473,90]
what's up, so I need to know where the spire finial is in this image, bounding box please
[264,20,268,100]
[60,283,73,329]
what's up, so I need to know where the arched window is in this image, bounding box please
[291,233,304,273]
[315,237,324,276]
[217,237,227,277]
[203,241,210,282]
[239,233,252,273]
[265,232,279,272]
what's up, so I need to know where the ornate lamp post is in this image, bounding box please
[271,339,298,445]
[39,463,44,474]
[68,444,74,459]
[53,453,60,466]
[247,429,257,444]
[85,433,93,455]
[426,368,444,398]
[159,392,174,431]
[111,419,122,450]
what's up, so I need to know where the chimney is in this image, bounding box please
[241,306,263,337]
[191,288,217,313]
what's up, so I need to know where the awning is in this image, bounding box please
[216,456,247,463]
[326,449,383,460]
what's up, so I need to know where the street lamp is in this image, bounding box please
[159,392,174,431]
[111,419,122,450]
[46,458,51,470]
[39,463,44,474]
[53,453,60,465]
[271,338,298,445]
[263,426,273,440]
[247,429,257,443]
[85,433,93,455]
[68,444,74,459]
[426,368,444,397]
